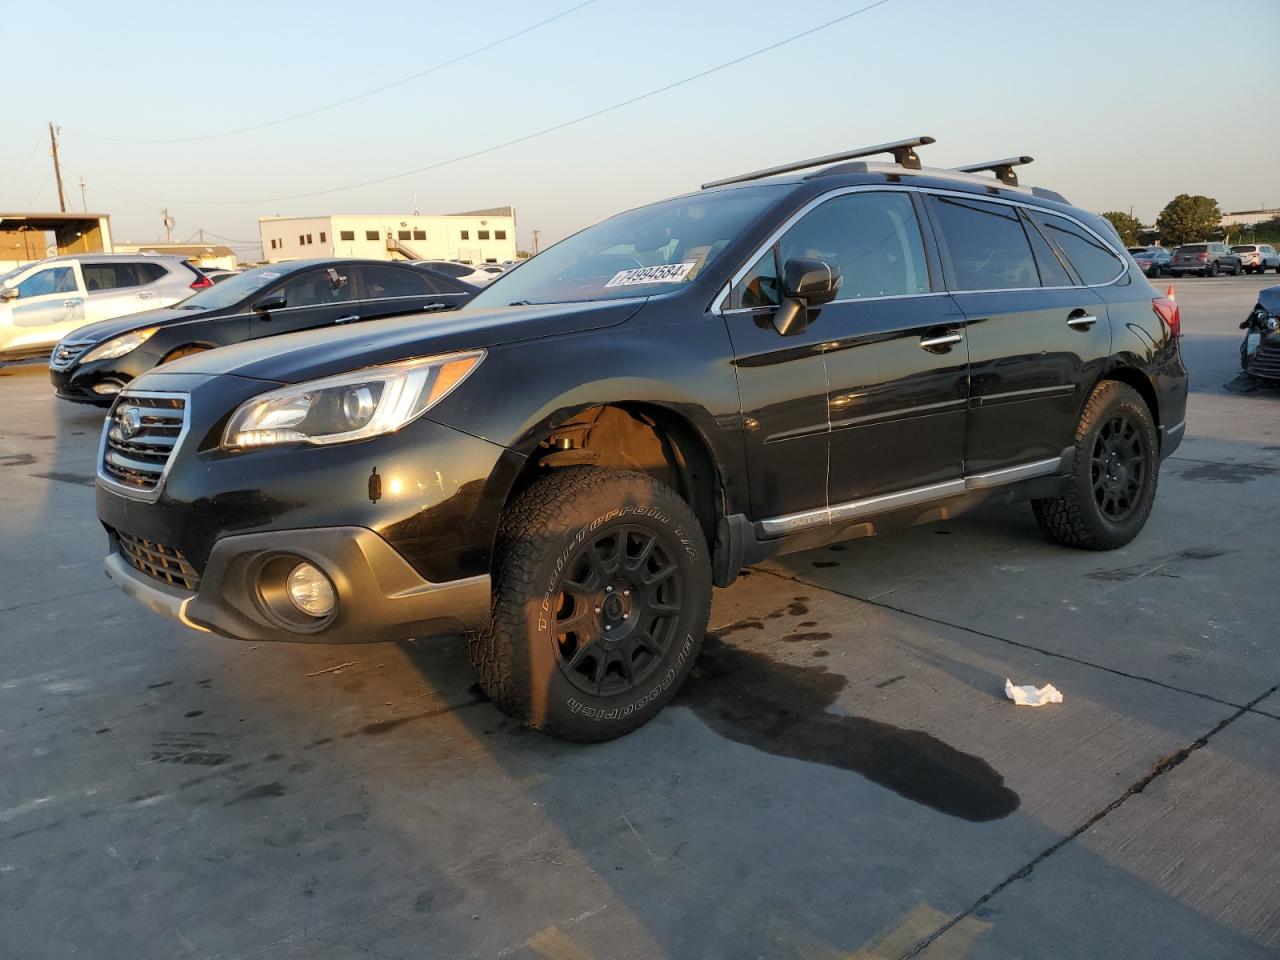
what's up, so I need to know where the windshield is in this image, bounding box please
[470,185,786,307]
[178,264,290,310]
[1179,245,1207,253]
[1232,245,1257,252]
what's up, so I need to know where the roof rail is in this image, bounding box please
[701,136,935,190]
[952,156,1034,187]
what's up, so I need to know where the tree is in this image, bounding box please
[1156,194,1222,247]
[1102,211,1144,247]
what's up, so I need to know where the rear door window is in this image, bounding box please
[137,261,169,284]
[82,262,145,291]
[927,195,1039,290]
[360,264,443,298]
[1032,213,1125,285]
[1021,213,1076,287]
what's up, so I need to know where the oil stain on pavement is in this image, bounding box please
[677,633,1020,822]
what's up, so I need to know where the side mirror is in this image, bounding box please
[772,258,842,336]
[0,286,18,301]
[253,294,287,314]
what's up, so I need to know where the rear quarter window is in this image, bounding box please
[1032,212,1125,285]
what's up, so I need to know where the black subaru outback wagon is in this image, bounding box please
[96,138,1187,742]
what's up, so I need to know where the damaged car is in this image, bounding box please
[1241,285,1280,380]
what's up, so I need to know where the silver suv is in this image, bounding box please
[1231,244,1280,274]
[0,254,207,361]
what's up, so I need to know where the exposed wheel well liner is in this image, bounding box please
[503,403,721,551]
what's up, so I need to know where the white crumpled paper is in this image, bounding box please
[1004,677,1064,707]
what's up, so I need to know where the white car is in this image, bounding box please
[0,254,209,361]
[414,260,498,286]
[1231,244,1280,274]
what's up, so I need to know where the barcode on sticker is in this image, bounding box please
[604,262,697,288]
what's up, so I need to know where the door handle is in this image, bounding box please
[1067,311,1098,330]
[335,314,360,324]
[138,290,156,299]
[919,331,963,350]
[62,299,79,307]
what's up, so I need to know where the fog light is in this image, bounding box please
[92,382,123,395]
[286,562,335,617]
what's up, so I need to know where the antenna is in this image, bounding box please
[701,137,936,189]
[952,156,1034,187]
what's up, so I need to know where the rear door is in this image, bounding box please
[926,193,1112,475]
[81,260,166,322]
[249,265,358,337]
[352,263,471,322]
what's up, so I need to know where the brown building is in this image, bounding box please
[0,212,113,269]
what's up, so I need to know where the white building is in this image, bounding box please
[1220,207,1279,228]
[259,207,517,264]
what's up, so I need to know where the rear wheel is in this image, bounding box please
[1032,381,1159,550]
[470,467,711,742]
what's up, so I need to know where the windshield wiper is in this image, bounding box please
[508,299,538,306]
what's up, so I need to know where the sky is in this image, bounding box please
[3,0,1277,259]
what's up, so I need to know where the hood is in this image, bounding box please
[1258,286,1280,316]
[63,305,210,344]
[161,298,645,383]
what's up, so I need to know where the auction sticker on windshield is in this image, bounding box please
[604,262,697,288]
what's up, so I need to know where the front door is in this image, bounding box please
[249,265,358,338]
[803,191,968,506]
[723,188,970,528]
[7,263,86,351]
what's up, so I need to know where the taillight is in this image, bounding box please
[190,275,212,290]
[1153,296,1180,338]
[1195,253,1209,261]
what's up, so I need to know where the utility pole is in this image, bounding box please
[162,209,175,243]
[198,228,204,243]
[532,229,540,255]
[78,177,87,212]
[48,122,66,212]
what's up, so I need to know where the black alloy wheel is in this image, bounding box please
[1091,413,1146,522]
[552,523,683,697]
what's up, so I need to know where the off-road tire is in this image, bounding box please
[469,467,711,742]
[1032,381,1159,550]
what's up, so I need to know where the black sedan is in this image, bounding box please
[50,259,475,404]
[1128,246,1172,278]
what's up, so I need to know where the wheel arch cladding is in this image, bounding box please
[499,401,722,557]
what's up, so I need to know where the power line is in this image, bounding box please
[78,0,600,145]
[1,137,44,195]
[107,0,895,207]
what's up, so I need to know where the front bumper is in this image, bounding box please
[105,524,490,643]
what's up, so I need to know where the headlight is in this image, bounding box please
[221,350,484,449]
[81,327,159,363]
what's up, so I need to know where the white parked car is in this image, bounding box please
[1231,244,1280,274]
[0,254,209,361]
[413,259,498,286]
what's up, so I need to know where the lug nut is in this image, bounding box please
[594,607,602,614]
[622,589,630,597]
[606,585,613,593]
[622,613,629,620]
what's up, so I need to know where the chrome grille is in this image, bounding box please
[99,392,189,498]
[49,338,96,371]
[117,530,200,590]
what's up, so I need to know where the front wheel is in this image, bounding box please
[1032,381,1159,550]
[470,467,711,742]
